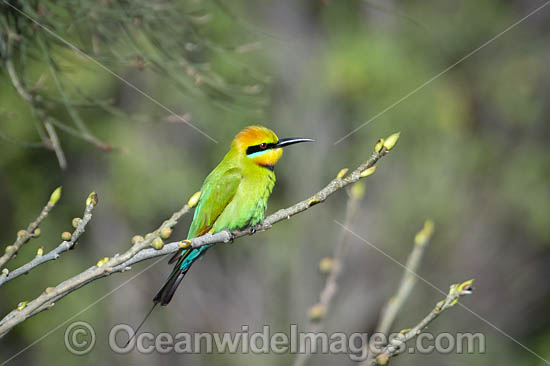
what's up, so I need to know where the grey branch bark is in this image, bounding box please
[0,198,95,287]
[368,279,475,366]
[293,179,364,366]
[0,203,191,337]
[363,220,434,365]
[0,142,394,337]
[0,188,60,268]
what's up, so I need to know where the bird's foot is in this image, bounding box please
[224,230,235,244]
[249,223,266,235]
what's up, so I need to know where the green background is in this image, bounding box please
[1,0,548,365]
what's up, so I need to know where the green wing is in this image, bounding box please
[187,167,242,239]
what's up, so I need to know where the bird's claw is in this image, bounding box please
[224,230,235,244]
[249,224,263,235]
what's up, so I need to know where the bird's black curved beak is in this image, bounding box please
[275,137,315,148]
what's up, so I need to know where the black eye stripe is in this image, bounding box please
[246,142,277,155]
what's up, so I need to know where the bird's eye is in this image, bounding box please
[259,143,267,150]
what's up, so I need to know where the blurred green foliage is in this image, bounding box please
[0,0,549,365]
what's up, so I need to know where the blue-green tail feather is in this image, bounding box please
[153,245,211,305]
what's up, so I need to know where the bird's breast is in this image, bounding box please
[213,170,275,231]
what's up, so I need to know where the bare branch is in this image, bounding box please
[0,195,96,287]
[5,50,33,103]
[0,202,191,337]
[293,177,366,366]
[0,187,62,268]
[368,279,475,366]
[43,120,67,170]
[363,220,434,365]
[0,140,395,337]
[377,220,435,335]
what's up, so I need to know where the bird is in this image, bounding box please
[124,126,314,343]
[153,125,314,306]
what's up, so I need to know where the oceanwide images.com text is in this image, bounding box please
[64,321,485,360]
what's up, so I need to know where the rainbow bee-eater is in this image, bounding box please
[154,125,314,305]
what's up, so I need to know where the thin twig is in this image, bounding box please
[2,22,50,150]
[368,279,475,366]
[293,179,365,366]
[2,18,115,161]
[362,220,434,365]
[5,54,33,103]
[0,188,62,268]
[0,201,191,337]
[43,119,67,169]
[0,141,395,337]
[0,196,95,287]
[47,117,116,152]
[4,28,67,168]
